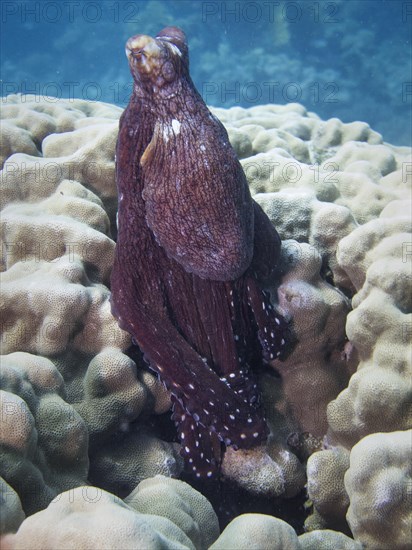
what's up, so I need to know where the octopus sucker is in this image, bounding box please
[110,26,289,478]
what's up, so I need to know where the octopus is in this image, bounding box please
[110,26,289,479]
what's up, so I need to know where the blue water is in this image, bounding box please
[1,0,411,145]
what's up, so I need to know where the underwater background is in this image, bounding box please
[1,0,411,145]
[1,1,412,547]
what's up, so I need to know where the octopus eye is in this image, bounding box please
[162,60,176,82]
[131,49,144,59]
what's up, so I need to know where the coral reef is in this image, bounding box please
[2,476,219,550]
[345,430,412,550]
[125,476,220,549]
[0,479,25,535]
[1,95,411,548]
[306,197,412,537]
[0,353,89,515]
[210,513,300,549]
[1,475,363,550]
[2,477,364,550]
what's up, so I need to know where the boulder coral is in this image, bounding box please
[2,477,363,550]
[0,353,89,515]
[0,478,25,535]
[89,432,183,497]
[0,95,411,548]
[345,430,412,550]
[125,476,220,549]
[2,477,218,550]
[209,513,301,550]
[307,201,412,537]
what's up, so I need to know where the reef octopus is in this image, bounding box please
[110,26,289,479]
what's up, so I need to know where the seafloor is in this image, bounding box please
[0,95,411,549]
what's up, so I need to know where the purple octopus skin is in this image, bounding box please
[110,26,289,479]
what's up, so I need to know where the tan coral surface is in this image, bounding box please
[2,477,217,550]
[1,96,411,549]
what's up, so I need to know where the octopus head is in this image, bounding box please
[126,26,189,91]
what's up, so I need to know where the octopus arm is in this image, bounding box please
[246,276,290,362]
[111,294,268,449]
[172,398,223,478]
